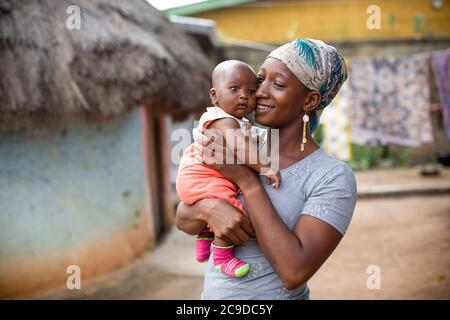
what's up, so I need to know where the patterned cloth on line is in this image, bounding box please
[349,54,433,147]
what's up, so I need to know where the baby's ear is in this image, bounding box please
[209,88,217,105]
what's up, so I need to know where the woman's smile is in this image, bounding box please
[255,103,275,115]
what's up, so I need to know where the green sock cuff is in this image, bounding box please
[197,238,214,240]
[212,243,235,249]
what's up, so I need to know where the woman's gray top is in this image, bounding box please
[201,147,357,300]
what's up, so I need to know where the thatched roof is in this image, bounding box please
[0,0,212,123]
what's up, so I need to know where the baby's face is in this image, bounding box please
[213,66,257,119]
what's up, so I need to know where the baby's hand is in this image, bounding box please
[263,170,281,189]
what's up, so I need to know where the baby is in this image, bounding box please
[176,60,281,278]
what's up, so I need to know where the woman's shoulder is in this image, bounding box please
[307,149,356,191]
[301,150,357,236]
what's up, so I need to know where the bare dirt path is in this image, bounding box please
[308,195,450,299]
[40,194,449,300]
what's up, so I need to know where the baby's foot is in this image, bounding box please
[196,237,213,262]
[212,243,249,278]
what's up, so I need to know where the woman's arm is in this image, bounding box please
[192,128,348,289]
[175,201,208,235]
[241,177,342,289]
[175,198,255,245]
[207,164,343,290]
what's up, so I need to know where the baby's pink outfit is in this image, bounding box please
[176,106,251,213]
[176,106,253,278]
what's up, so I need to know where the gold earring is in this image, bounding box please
[300,113,309,152]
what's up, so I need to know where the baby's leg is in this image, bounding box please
[213,237,232,247]
[198,230,214,239]
[196,231,214,263]
[212,236,250,278]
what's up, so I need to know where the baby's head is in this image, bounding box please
[209,60,257,119]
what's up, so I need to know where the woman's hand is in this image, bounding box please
[193,127,260,192]
[201,198,255,245]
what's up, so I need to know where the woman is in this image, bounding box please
[176,39,357,299]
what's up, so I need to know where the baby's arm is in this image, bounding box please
[206,118,281,188]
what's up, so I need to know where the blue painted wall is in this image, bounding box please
[0,109,146,262]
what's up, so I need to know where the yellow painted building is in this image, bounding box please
[167,0,450,44]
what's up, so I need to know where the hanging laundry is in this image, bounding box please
[320,80,352,161]
[430,50,450,139]
[349,54,433,147]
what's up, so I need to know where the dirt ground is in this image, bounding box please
[308,195,450,299]
[40,193,450,300]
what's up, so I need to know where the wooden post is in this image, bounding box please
[140,106,162,244]
[159,114,176,229]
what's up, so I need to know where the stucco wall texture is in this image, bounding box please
[0,109,151,298]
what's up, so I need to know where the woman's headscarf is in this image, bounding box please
[267,38,347,133]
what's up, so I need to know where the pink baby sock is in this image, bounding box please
[196,237,213,262]
[212,243,250,278]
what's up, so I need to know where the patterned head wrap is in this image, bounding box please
[267,39,347,132]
